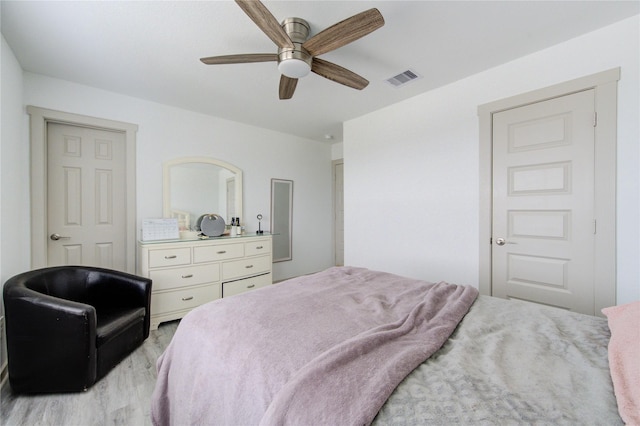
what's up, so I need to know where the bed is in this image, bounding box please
[151,266,637,425]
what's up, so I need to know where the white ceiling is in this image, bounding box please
[2,1,638,143]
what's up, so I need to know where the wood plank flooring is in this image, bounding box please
[0,321,178,426]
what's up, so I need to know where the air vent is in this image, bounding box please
[386,69,421,87]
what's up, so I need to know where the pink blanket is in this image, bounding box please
[151,266,478,425]
[602,301,640,425]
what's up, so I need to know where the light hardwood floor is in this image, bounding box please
[1,321,178,426]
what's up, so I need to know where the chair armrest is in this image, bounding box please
[3,285,98,390]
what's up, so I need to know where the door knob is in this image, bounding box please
[495,237,506,246]
[50,233,70,241]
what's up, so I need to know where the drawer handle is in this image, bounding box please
[247,284,255,289]
[182,296,194,301]
[181,274,193,279]
[256,246,263,249]
[245,264,254,269]
[164,255,177,259]
[217,250,227,254]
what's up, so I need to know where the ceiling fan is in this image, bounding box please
[200,0,385,100]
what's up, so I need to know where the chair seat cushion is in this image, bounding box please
[96,307,146,347]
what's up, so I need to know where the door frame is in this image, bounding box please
[28,106,138,273]
[332,159,344,266]
[478,68,619,313]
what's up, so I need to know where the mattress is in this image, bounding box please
[151,267,623,425]
[374,295,622,424]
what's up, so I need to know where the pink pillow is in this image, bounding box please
[602,301,640,425]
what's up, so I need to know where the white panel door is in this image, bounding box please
[47,123,127,270]
[334,161,344,266]
[492,89,596,314]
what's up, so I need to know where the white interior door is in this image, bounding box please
[334,160,344,266]
[47,122,127,270]
[492,89,596,314]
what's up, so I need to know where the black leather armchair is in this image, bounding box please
[3,266,152,394]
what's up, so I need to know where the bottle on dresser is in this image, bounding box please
[235,217,241,236]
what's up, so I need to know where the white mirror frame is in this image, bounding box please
[163,157,243,227]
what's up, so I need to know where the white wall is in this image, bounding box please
[17,74,334,282]
[344,16,639,304]
[1,38,29,283]
[331,143,344,161]
[1,33,28,378]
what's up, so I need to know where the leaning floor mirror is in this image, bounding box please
[271,178,293,262]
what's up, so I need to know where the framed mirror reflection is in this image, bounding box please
[163,157,243,232]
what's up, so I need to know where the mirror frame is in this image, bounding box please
[163,157,243,227]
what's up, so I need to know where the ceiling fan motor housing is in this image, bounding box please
[278,17,312,77]
[281,17,310,43]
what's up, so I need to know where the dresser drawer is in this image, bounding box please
[149,264,220,292]
[151,283,221,315]
[222,255,271,280]
[193,242,244,263]
[148,247,191,268]
[223,274,271,298]
[244,239,272,257]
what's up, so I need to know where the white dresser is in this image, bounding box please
[137,234,272,330]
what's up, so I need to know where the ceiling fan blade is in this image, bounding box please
[200,53,278,65]
[311,58,368,90]
[302,8,384,57]
[235,0,294,49]
[279,75,298,100]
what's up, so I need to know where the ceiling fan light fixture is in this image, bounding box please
[278,42,312,79]
[278,57,311,78]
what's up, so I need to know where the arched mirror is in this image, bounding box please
[163,157,243,231]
